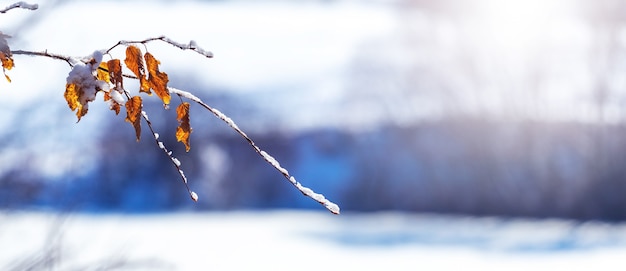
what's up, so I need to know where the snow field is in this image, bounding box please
[1,211,626,270]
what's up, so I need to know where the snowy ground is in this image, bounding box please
[1,211,626,271]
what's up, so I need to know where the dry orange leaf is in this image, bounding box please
[0,32,12,82]
[176,102,192,152]
[0,51,13,82]
[107,59,123,89]
[125,96,143,141]
[144,52,171,105]
[124,46,150,94]
[99,60,122,115]
[104,92,121,115]
[64,83,88,121]
[0,51,13,70]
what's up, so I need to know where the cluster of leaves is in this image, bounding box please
[1,2,340,214]
[63,46,191,152]
[56,44,201,202]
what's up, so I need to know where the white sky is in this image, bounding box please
[0,0,623,177]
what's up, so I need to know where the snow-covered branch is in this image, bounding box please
[106,36,213,59]
[169,87,341,215]
[12,49,72,66]
[0,1,38,14]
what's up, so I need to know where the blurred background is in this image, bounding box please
[2,0,626,269]
[1,0,626,220]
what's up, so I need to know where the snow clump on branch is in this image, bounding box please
[64,51,109,121]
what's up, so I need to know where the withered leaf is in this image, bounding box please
[176,102,192,152]
[0,52,13,70]
[64,83,88,121]
[0,32,12,82]
[0,51,13,82]
[124,46,150,94]
[144,52,171,105]
[125,96,143,141]
[104,92,121,115]
[107,59,123,89]
[100,60,122,115]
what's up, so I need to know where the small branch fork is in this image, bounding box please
[12,34,212,67]
[0,1,38,14]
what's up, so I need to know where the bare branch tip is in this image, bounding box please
[1,2,38,14]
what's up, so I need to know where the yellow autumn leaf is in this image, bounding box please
[0,52,13,70]
[0,51,13,82]
[176,102,192,152]
[64,83,88,121]
[96,61,110,83]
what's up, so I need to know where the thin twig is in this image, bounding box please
[118,86,198,202]
[97,66,138,80]
[106,36,213,58]
[169,87,341,214]
[0,1,38,14]
[141,109,198,202]
[12,49,72,66]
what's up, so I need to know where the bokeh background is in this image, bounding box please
[2,0,626,270]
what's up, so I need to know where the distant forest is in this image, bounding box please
[3,108,626,221]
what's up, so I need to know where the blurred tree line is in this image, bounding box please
[4,108,626,220]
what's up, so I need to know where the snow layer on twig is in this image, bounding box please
[169,87,340,214]
[0,1,38,13]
